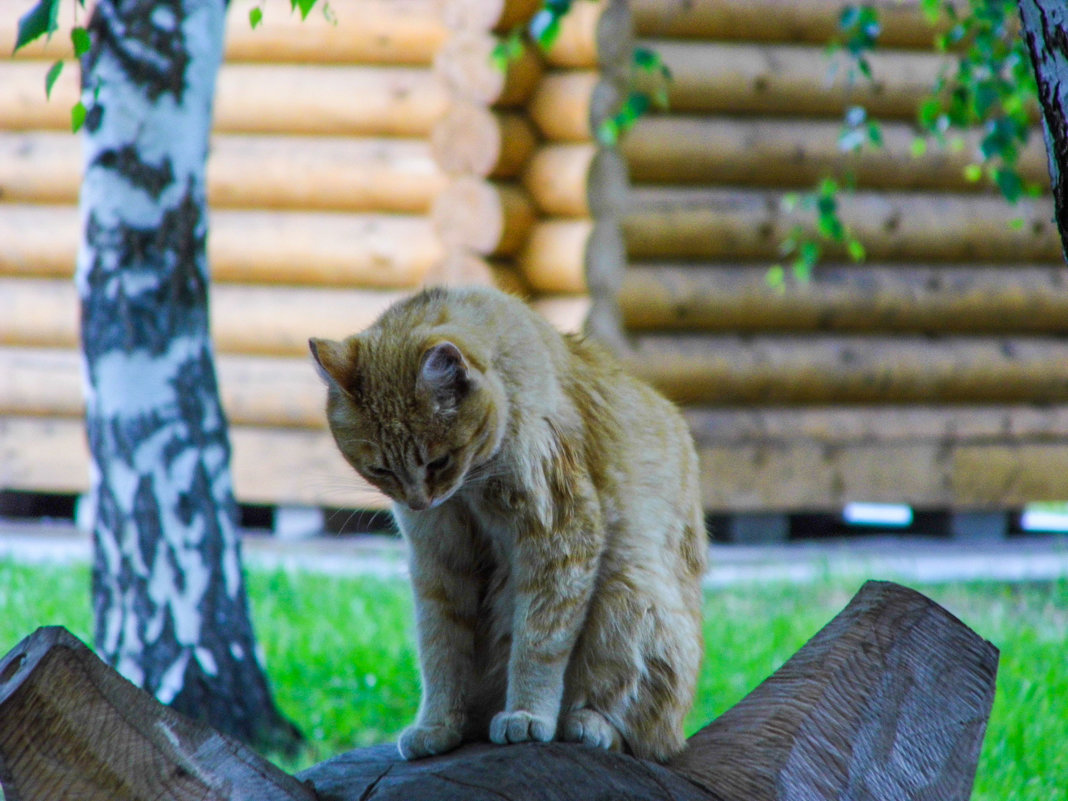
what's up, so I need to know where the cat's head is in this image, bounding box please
[309,334,506,511]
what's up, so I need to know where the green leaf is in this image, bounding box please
[766,265,786,292]
[963,163,983,182]
[846,237,866,262]
[920,0,941,24]
[910,137,927,158]
[1008,217,1025,231]
[290,0,316,21]
[994,168,1023,203]
[529,9,562,49]
[249,7,263,28]
[71,100,86,132]
[866,121,883,147]
[70,26,90,57]
[596,118,619,147]
[45,60,63,99]
[15,0,61,52]
[634,47,659,72]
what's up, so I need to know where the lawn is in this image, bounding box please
[0,558,1064,799]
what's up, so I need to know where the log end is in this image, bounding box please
[671,580,999,801]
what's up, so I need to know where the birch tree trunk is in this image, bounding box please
[1018,0,1068,260]
[75,0,299,752]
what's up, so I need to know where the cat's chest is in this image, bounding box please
[459,476,531,560]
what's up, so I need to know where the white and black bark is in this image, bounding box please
[76,0,298,751]
[1019,0,1068,260]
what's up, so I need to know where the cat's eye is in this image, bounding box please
[426,453,452,473]
[365,465,395,481]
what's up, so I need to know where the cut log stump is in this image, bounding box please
[0,581,997,801]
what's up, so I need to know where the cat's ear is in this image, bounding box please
[309,337,360,395]
[419,341,472,399]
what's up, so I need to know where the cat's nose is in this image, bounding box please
[406,490,432,511]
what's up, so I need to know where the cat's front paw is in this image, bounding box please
[397,722,463,760]
[489,710,556,745]
[561,708,623,751]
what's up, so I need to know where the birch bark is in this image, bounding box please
[75,0,299,751]
[1018,0,1068,260]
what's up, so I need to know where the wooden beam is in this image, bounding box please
[622,187,1060,263]
[441,0,542,33]
[541,0,633,70]
[528,71,624,142]
[0,415,385,509]
[627,334,1068,405]
[431,105,538,178]
[0,131,449,212]
[432,178,537,257]
[634,40,948,119]
[0,205,441,287]
[619,263,1068,333]
[631,0,956,48]
[0,62,448,136]
[523,143,630,217]
[434,31,543,107]
[670,580,998,801]
[3,0,447,65]
[621,115,1048,191]
[0,626,317,801]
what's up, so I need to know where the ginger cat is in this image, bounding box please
[310,286,706,762]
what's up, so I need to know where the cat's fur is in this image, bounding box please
[310,286,706,762]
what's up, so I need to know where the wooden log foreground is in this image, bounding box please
[0,581,997,801]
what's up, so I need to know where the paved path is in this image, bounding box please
[2,518,1067,586]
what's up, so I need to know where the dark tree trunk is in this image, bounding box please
[75,0,298,752]
[1018,0,1068,260]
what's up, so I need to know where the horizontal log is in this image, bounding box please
[0,347,325,428]
[626,334,1068,405]
[683,404,1068,447]
[522,143,629,217]
[530,294,590,334]
[432,179,536,256]
[637,40,946,119]
[0,131,447,212]
[441,0,542,33]
[0,415,385,513]
[631,0,953,48]
[0,62,448,136]
[223,0,445,65]
[8,406,1068,512]
[434,31,543,107]
[619,264,1068,333]
[542,0,633,70]
[694,438,1068,511]
[621,116,1049,191]
[3,0,446,65]
[0,276,584,354]
[0,205,441,287]
[431,105,538,178]
[622,187,1061,263]
[516,219,590,292]
[528,71,625,142]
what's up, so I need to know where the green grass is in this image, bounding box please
[0,560,1064,798]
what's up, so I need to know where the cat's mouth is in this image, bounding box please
[403,482,461,512]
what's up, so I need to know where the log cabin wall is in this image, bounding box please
[608,0,1068,515]
[0,0,620,513]
[4,0,1068,521]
